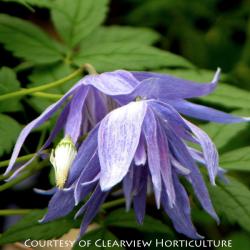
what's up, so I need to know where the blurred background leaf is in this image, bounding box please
[0,209,80,245]
[51,0,109,48]
[0,114,21,157]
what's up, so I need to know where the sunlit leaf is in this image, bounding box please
[74,42,193,71]
[201,122,249,151]
[220,147,250,171]
[51,0,108,48]
[81,26,160,46]
[209,178,250,233]
[201,83,250,109]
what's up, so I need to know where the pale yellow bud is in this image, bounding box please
[50,135,77,189]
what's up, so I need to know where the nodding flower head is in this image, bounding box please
[50,135,77,189]
[6,68,250,240]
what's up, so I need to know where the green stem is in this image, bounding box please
[36,130,47,152]
[0,198,125,216]
[0,161,47,192]
[84,63,98,75]
[0,209,33,216]
[102,198,125,210]
[31,92,62,100]
[0,170,33,192]
[0,67,83,102]
[0,153,36,168]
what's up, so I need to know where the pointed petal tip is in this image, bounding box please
[243,117,250,122]
[4,173,16,182]
[156,201,161,210]
[100,167,131,191]
[215,216,220,225]
[213,68,221,83]
[100,180,112,192]
[136,217,144,225]
[33,187,57,195]
[3,168,10,176]
[38,216,45,223]
[209,174,217,186]
[196,233,205,239]
[125,204,131,212]
[74,213,80,220]
[169,199,175,209]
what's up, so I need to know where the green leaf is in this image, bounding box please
[209,178,250,233]
[218,232,250,250]
[201,122,248,151]
[51,0,109,48]
[0,14,65,64]
[74,228,124,250]
[0,67,21,112]
[81,26,160,46]
[201,83,250,109]
[105,209,173,235]
[0,114,21,157]
[74,42,193,71]
[220,147,250,171]
[0,209,79,245]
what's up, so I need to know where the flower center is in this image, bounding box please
[135,96,142,102]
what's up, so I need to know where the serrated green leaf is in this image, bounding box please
[74,228,124,250]
[81,26,160,46]
[0,67,21,112]
[51,0,108,48]
[0,14,65,64]
[104,209,172,235]
[209,178,250,233]
[220,147,250,171]
[74,42,193,71]
[0,209,80,245]
[0,114,21,157]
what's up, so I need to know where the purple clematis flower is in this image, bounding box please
[4,70,138,182]
[6,68,250,239]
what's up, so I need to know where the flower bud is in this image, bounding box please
[50,135,77,189]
